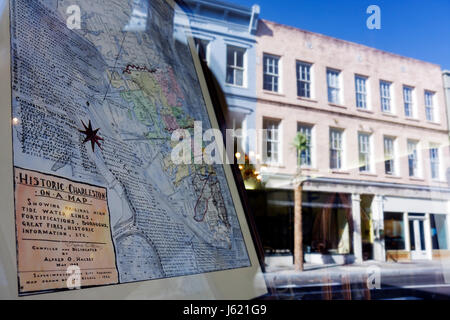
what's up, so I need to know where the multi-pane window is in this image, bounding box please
[330,129,343,170]
[327,69,341,104]
[263,119,281,164]
[355,76,368,109]
[194,38,209,64]
[358,133,371,172]
[297,124,312,167]
[226,46,245,87]
[380,81,392,112]
[403,86,414,117]
[408,140,419,177]
[430,146,440,180]
[384,137,395,175]
[263,54,280,92]
[425,91,435,122]
[297,62,312,98]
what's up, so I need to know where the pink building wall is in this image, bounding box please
[255,20,449,189]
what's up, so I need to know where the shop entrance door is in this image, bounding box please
[409,214,428,260]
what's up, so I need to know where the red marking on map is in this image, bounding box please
[123,64,157,74]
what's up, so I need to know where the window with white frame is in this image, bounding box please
[425,91,435,122]
[297,124,313,167]
[327,69,341,104]
[263,54,280,92]
[355,75,368,109]
[408,140,419,177]
[263,119,281,164]
[330,129,343,170]
[194,38,209,64]
[403,86,414,118]
[380,81,392,113]
[226,46,245,87]
[297,62,312,98]
[358,133,371,172]
[430,145,440,180]
[230,111,246,154]
[384,137,395,175]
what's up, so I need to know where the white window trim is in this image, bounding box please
[297,123,314,168]
[384,136,397,175]
[429,144,441,181]
[327,68,342,105]
[358,132,372,173]
[297,61,313,99]
[263,54,282,93]
[403,86,415,118]
[330,128,344,170]
[380,80,393,113]
[355,75,369,110]
[263,118,282,166]
[226,45,247,88]
[407,140,421,178]
[425,91,438,123]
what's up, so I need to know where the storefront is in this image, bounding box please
[383,197,450,262]
[248,190,357,266]
[248,185,450,267]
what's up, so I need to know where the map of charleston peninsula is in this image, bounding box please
[10,0,250,288]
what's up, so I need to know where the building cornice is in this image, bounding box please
[261,172,450,194]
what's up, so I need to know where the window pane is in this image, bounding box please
[235,69,243,86]
[384,212,405,250]
[226,68,234,84]
[431,215,448,250]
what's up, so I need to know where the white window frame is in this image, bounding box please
[429,144,440,180]
[425,91,436,122]
[263,54,280,93]
[403,86,414,118]
[226,45,246,87]
[330,129,343,170]
[263,118,281,165]
[380,81,392,113]
[194,38,209,64]
[355,75,368,110]
[297,124,313,168]
[327,68,341,105]
[358,133,371,173]
[384,136,396,175]
[297,61,312,98]
[408,140,420,178]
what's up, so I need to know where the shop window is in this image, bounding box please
[384,212,405,250]
[302,193,352,255]
[430,214,448,250]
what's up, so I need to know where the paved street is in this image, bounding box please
[261,260,450,300]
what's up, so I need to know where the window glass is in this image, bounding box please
[384,212,405,250]
[431,215,448,250]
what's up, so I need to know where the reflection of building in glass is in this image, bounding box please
[124,0,148,31]
[254,20,450,266]
[174,0,260,155]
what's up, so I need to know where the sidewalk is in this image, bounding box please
[264,260,450,288]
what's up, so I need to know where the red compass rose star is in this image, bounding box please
[79,120,104,152]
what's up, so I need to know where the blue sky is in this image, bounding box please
[228,0,450,71]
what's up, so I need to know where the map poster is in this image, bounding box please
[0,0,267,299]
[14,167,119,294]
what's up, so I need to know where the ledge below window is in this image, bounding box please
[359,172,378,177]
[385,174,402,179]
[297,97,318,103]
[262,90,285,97]
[331,170,351,175]
[328,103,347,109]
[409,177,425,182]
